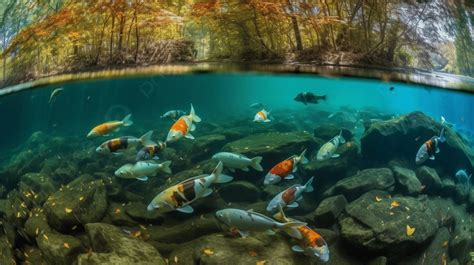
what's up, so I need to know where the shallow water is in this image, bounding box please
[0,73,473,264]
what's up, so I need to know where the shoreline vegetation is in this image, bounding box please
[0,0,473,88]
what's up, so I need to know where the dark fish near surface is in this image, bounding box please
[294,92,327,105]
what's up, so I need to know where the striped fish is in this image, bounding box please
[96,131,155,155]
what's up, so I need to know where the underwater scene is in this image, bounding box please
[0,73,472,265]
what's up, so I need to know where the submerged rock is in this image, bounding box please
[339,191,439,259]
[0,236,15,265]
[219,181,261,202]
[191,134,227,162]
[392,166,422,195]
[361,112,474,174]
[77,223,166,265]
[19,173,58,205]
[324,168,394,201]
[37,231,84,265]
[416,166,442,193]
[44,180,107,231]
[398,227,450,265]
[313,195,347,227]
[168,233,309,265]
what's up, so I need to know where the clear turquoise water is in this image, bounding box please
[0,73,472,150]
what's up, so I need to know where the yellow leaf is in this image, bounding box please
[79,196,84,201]
[43,234,49,240]
[114,208,121,214]
[390,201,400,209]
[442,240,448,247]
[248,250,258,257]
[256,260,267,265]
[64,243,70,249]
[203,248,214,256]
[406,225,415,236]
[375,196,382,202]
[65,208,72,213]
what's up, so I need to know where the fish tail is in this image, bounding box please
[213,162,233,183]
[439,127,446,142]
[122,114,133,127]
[278,221,306,240]
[140,130,156,146]
[273,204,289,223]
[299,149,309,164]
[339,130,346,144]
[322,95,327,101]
[160,161,172,174]
[304,176,314,193]
[251,156,263,172]
[190,104,201,123]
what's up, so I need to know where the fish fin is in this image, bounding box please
[176,205,194,213]
[304,176,315,192]
[287,202,299,208]
[331,154,340,158]
[136,176,148,181]
[153,156,160,160]
[285,174,295,180]
[265,230,276,236]
[436,148,440,154]
[338,130,346,144]
[251,156,263,171]
[291,245,304,253]
[264,119,271,123]
[185,133,195,140]
[439,128,446,142]
[201,188,213,197]
[280,221,306,240]
[241,167,249,172]
[139,130,156,146]
[299,149,309,164]
[160,161,172,174]
[247,209,254,212]
[189,104,201,123]
[237,230,249,238]
[296,196,303,201]
[228,167,235,173]
[213,162,233,183]
[122,114,133,127]
[190,124,196,131]
[112,152,123,156]
[429,155,435,160]
[292,166,298,173]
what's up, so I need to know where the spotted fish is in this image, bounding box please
[264,149,308,185]
[266,176,314,213]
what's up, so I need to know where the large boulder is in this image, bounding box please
[416,166,442,193]
[44,180,107,231]
[398,227,450,265]
[313,195,347,227]
[218,181,261,203]
[168,233,310,265]
[324,168,395,201]
[0,236,15,264]
[76,223,166,265]
[37,231,85,265]
[392,166,422,195]
[222,131,316,169]
[190,134,227,162]
[19,173,58,205]
[361,112,474,174]
[339,191,439,260]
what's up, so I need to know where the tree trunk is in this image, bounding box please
[109,13,115,61]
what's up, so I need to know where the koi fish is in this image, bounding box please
[49,88,64,105]
[264,149,308,185]
[147,162,232,213]
[254,109,271,123]
[250,103,266,109]
[316,130,345,161]
[115,160,171,181]
[161,110,186,120]
[415,128,445,165]
[294,92,326,105]
[266,177,314,213]
[87,114,133,138]
[96,130,156,155]
[136,141,166,161]
[274,205,329,262]
[215,208,305,239]
[166,104,201,143]
[212,152,263,172]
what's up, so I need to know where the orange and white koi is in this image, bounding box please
[96,130,155,155]
[264,149,308,185]
[254,109,271,123]
[266,177,314,213]
[87,114,133,138]
[166,104,201,143]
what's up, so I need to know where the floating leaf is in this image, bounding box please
[406,225,415,236]
[43,234,49,240]
[375,196,382,202]
[64,242,70,249]
[203,248,214,256]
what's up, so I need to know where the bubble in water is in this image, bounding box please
[104,105,131,121]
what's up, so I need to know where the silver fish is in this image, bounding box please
[266,176,314,213]
[415,128,445,165]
